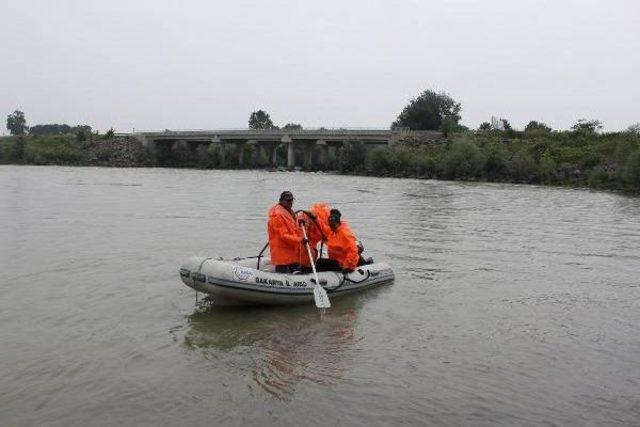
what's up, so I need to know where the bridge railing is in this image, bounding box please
[130,127,409,135]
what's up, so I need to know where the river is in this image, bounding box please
[1,165,639,426]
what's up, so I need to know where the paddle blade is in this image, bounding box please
[313,285,331,308]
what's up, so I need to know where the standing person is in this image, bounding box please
[267,191,306,273]
[315,209,360,274]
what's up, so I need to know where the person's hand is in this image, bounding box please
[302,237,309,245]
[298,219,306,226]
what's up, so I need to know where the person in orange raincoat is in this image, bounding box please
[314,208,360,273]
[267,191,305,273]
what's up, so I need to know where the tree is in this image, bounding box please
[478,122,492,131]
[626,123,640,135]
[104,128,115,139]
[248,110,277,129]
[6,110,28,135]
[525,121,552,133]
[29,124,71,136]
[441,118,456,137]
[76,129,87,142]
[391,90,461,131]
[571,119,602,134]
[282,123,303,131]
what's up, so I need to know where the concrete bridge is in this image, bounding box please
[128,128,440,169]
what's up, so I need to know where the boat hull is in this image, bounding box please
[179,256,394,306]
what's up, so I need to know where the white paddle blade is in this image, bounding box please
[313,285,331,308]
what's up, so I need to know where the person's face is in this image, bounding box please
[329,218,339,231]
[281,195,294,209]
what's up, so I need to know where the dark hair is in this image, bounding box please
[279,191,294,202]
[329,209,341,222]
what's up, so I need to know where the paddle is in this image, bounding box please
[301,222,331,309]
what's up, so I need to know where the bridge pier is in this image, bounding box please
[316,140,328,169]
[211,136,225,163]
[282,135,294,170]
[237,142,245,167]
[270,142,278,166]
[303,142,313,170]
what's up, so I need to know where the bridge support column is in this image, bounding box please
[303,143,313,170]
[335,141,345,169]
[211,136,225,164]
[237,142,245,167]
[271,142,278,167]
[282,135,294,170]
[316,140,328,169]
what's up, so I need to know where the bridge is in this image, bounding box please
[127,128,440,169]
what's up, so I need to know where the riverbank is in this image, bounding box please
[1,130,639,193]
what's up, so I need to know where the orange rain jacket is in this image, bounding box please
[297,210,324,268]
[267,203,302,266]
[326,221,360,271]
[311,203,359,271]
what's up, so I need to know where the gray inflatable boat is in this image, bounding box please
[179,256,394,306]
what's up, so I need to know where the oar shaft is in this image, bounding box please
[301,226,321,284]
[301,224,330,308]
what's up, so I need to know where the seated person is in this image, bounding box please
[315,209,360,274]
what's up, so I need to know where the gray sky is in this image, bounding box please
[1,0,639,132]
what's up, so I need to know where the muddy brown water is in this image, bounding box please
[1,165,639,426]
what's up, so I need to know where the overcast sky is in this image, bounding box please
[1,0,638,133]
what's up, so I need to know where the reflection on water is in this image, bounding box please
[183,293,378,401]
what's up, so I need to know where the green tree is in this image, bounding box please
[282,123,303,131]
[29,124,72,136]
[571,119,602,134]
[391,90,461,131]
[478,122,492,131]
[626,123,640,135]
[248,110,277,129]
[76,129,87,142]
[441,117,456,137]
[524,120,552,133]
[7,110,28,135]
[104,128,115,139]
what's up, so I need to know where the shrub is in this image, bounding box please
[413,154,436,177]
[588,166,613,189]
[536,151,558,183]
[437,139,484,179]
[483,141,509,180]
[622,149,640,189]
[507,150,536,183]
[339,142,366,173]
[22,136,83,164]
[367,146,392,173]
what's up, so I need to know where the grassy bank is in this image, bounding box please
[341,131,640,193]
[2,131,639,194]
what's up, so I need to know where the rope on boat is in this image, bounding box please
[326,269,371,293]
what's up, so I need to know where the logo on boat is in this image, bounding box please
[232,266,253,281]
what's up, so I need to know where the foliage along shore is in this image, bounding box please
[1,129,639,194]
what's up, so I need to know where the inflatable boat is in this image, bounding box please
[179,256,395,306]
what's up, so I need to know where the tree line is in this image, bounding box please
[3,90,639,194]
